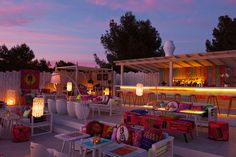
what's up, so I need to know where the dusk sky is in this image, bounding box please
[0,0,236,66]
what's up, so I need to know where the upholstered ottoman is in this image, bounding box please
[12,125,31,142]
[208,121,229,141]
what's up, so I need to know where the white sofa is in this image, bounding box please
[47,99,57,113]
[56,99,67,115]
[148,134,174,157]
[67,101,76,117]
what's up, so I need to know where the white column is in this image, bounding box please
[120,65,124,86]
[75,62,78,95]
[169,62,173,86]
[112,70,116,96]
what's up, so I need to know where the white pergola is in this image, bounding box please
[114,50,236,86]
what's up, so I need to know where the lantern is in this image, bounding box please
[50,72,61,84]
[67,82,72,92]
[104,88,110,96]
[32,98,44,117]
[136,83,143,96]
[6,89,16,106]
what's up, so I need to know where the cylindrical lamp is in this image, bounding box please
[6,89,16,106]
[32,98,44,117]
[67,82,73,92]
[104,88,110,96]
[136,83,143,96]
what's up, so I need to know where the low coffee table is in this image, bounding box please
[55,131,90,155]
[102,143,147,157]
[75,137,113,157]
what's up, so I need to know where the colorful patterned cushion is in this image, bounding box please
[191,106,203,111]
[131,128,143,147]
[102,124,113,139]
[141,128,163,150]
[178,103,192,111]
[111,127,117,141]
[86,121,104,136]
[165,101,178,111]
[116,124,131,144]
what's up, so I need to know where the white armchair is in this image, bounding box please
[67,101,76,117]
[75,102,90,120]
[47,99,57,113]
[95,97,122,116]
[56,99,67,115]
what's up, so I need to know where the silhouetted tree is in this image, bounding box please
[0,43,52,71]
[55,60,75,68]
[94,12,164,71]
[206,15,236,51]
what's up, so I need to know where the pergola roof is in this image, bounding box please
[56,65,112,72]
[114,50,236,72]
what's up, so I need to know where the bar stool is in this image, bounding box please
[188,94,197,102]
[159,93,167,101]
[126,91,136,106]
[174,94,182,102]
[207,95,220,114]
[227,96,236,116]
[147,92,157,103]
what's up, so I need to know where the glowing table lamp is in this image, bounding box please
[136,83,143,96]
[32,98,44,117]
[104,88,110,96]
[67,82,73,92]
[6,89,16,106]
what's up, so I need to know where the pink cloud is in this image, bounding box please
[0,1,64,27]
[87,0,195,12]
[224,0,236,4]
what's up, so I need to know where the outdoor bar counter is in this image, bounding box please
[119,86,236,115]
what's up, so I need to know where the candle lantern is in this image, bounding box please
[6,89,16,106]
[32,98,44,117]
[67,82,73,92]
[136,83,144,96]
[104,88,110,96]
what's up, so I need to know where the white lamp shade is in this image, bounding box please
[51,72,61,84]
[136,83,143,96]
[67,82,73,92]
[32,98,44,117]
[104,88,110,96]
[6,89,16,106]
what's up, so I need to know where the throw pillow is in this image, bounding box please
[141,128,163,150]
[23,109,31,118]
[111,127,117,141]
[165,101,179,112]
[178,103,192,111]
[131,128,143,147]
[116,124,131,144]
[130,109,148,115]
[102,124,113,139]
[86,121,104,136]
[191,106,203,111]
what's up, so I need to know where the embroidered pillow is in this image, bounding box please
[141,128,163,150]
[178,103,192,111]
[165,101,179,112]
[116,124,131,144]
[102,125,113,139]
[85,121,104,136]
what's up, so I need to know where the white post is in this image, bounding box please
[75,62,78,95]
[113,70,116,96]
[169,61,173,86]
[120,65,124,86]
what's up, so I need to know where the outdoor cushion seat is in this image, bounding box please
[56,99,67,115]
[47,99,57,113]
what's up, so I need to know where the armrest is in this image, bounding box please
[208,106,217,121]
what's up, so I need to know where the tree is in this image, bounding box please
[0,43,52,71]
[94,12,164,71]
[206,15,236,51]
[55,60,75,67]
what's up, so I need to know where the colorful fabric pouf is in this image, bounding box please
[208,121,229,141]
[12,125,31,142]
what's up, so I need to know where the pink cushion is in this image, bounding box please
[178,103,192,111]
[191,106,203,111]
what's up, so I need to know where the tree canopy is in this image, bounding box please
[206,15,236,52]
[95,12,164,70]
[0,43,52,72]
[55,60,75,67]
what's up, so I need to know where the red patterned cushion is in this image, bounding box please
[102,125,113,139]
[191,106,203,111]
[86,121,104,136]
[132,129,143,147]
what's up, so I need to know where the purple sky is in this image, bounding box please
[0,0,236,66]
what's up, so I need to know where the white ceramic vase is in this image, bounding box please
[163,40,175,56]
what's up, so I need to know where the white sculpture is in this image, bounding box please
[47,99,57,113]
[67,101,76,117]
[163,40,175,56]
[56,99,67,115]
[75,102,89,120]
